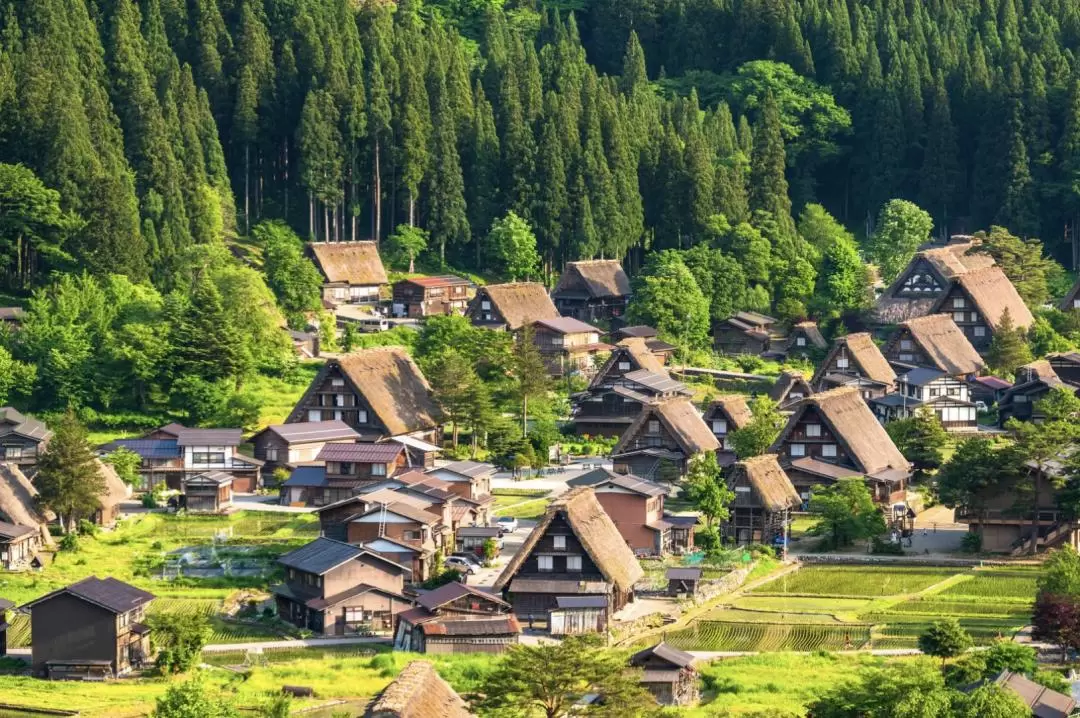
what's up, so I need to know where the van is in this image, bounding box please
[354,317,390,333]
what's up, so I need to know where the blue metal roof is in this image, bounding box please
[108,439,179,459]
[282,466,327,487]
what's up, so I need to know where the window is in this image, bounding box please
[335,394,346,407]
[929,388,940,398]
[1013,394,1028,403]
[790,443,806,457]
[481,301,491,310]
[265,448,279,462]
[332,378,345,387]
[953,297,966,309]
[358,409,369,423]
[790,392,804,401]
[372,463,387,476]
[1074,299,1080,309]
[553,535,566,550]
[4,446,22,459]
[288,568,295,580]
[338,462,353,475]
[403,530,421,541]
[344,608,366,622]
[953,312,965,322]
[836,357,849,369]
[193,452,225,464]
[973,326,986,338]
[538,555,554,571]
[307,410,322,422]
[712,419,727,434]
[566,555,582,571]
[899,353,914,362]
[822,444,837,458]
[735,486,751,493]
[618,361,631,371]
[647,420,660,434]
[805,424,821,437]
[796,336,806,346]
[900,339,913,350]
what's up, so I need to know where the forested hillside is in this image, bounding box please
[2,0,1079,318]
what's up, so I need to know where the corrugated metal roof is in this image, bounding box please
[265,421,359,444]
[283,466,327,487]
[106,439,180,459]
[175,428,242,446]
[665,568,703,581]
[420,616,520,636]
[567,468,668,497]
[278,537,363,575]
[623,369,687,395]
[554,595,608,609]
[317,442,404,463]
[437,460,496,479]
[417,581,508,611]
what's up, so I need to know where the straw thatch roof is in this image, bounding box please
[96,460,130,512]
[936,266,1034,331]
[0,463,53,546]
[473,282,559,330]
[292,348,439,436]
[886,315,984,376]
[769,371,813,408]
[494,487,644,591]
[812,333,896,387]
[589,337,666,389]
[366,660,472,718]
[613,398,721,457]
[1059,276,1080,312]
[308,241,388,285]
[771,387,909,475]
[553,260,631,299]
[922,242,996,278]
[872,242,995,324]
[789,322,827,350]
[705,395,753,431]
[730,455,801,512]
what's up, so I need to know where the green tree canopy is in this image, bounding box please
[728,396,785,458]
[808,477,886,550]
[488,211,541,281]
[866,199,934,283]
[625,250,710,352]
[35,408,107,532]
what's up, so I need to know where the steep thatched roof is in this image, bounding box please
[0,464,52,546]
[293,348,439,436]
[873,242,995,324]
[553,260,631,299]
[812,333,896,387]
[96,460,130,512]
[589,338,666,389]
[769,371,813,408]
[730,455,801,512]
[891,315,985,375]
[789,322,827,349]
[937,266,1034,331]
[705,395,753,431]
[308,242,388,285]
[922,242,995,278]
[494,487,644,591]
[474,282,559,330]
[771,387,909,475]
[613,398,720,457]
[366,660,472,718]
[1059,276,1080,312]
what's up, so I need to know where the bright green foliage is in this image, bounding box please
[625,250,710,351]
[487,211,540,281]
[808,477,886,550]
[799,204,870,318]
[685,452,734,528]
[428,349,480,447]
[918,618,973,666]
[153,674,237,718]
[937,437,1023,520]
[971,227,1065,308]
[1028,315,1074,357]
[1039,546,1080,597]
[954,684,1032,718]
[511,322,551,437]
[255,221,322,325]
[0,346,35,406]
[886,408,949,477]
[148,610,212,674]
[0,163,78,288]
[683,243,749,321]
[987,308,1034,376]
[728,396,785,459]
[867,200,934,283]
[808,658,957,717]
[103,447,142,486]
[168,274,246,385]
[35,408,107,533]
[749,92,795,239]
[384,224,429,273]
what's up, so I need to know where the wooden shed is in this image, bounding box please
[665,567,703,597]
[181,471,233,513]
[549,595,608,635]
[630,642,700,706]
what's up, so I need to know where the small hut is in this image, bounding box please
[181,471,234,513]
[665,567,703,597]
[629,642,700,706]
[93,460,130,527]
[549,596,608,635]
[366,660,472,718]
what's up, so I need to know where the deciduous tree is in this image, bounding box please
[685,452,734,528]
[918,618,973,667]
[808,477,886,550]
[728,397,785,459]
[866,199,933,283]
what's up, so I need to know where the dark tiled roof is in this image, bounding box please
[666,567,703,581]
[533,317,602,335]
[567,468,668,497]
[317,442,404,463]
[419,616,520,636]
[899,367,946,386]
[26,576,154,614]
[630,642,697,669]
[615,325,657,339]
[105,439,180,459]
[357,501,439,525]
[0,520,34,540]
[0,408,51,441]
[417,581,509,611]
[185,471,234,486]
[277,537,363,575]
[282,466,327,487]
[175,428,242,446]
[436,461,496,479]
[262,421,359,444]
[554,595,608,608]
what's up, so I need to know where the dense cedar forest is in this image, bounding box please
[3,0,1080,298]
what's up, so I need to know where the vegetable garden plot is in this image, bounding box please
[750,566,958,597]
[938,573,1037,600]
[658,620,872,652]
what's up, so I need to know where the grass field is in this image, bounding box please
[669,564,1037,653]
[491,496,550,520]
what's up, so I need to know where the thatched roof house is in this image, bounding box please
[873,241,995,324]
[1059,276,1080,312]
[731,455,802,512]
[769,371,814,410]
[597,338,667,380]
[286,347,440,440]
[613,398,720,479]
[367,660,472,717]
[94,460,130,527]
[725,455,801,545]
[787,321,827,353]
[552,260,631,321]
[493,487,643,621]
[466,282,559,331]
[882,314,985,376]
[308,241,387,287]
[0,463,53,546]
[811,332,896,393]
[704,395,753,465]
[931,266,1033,334]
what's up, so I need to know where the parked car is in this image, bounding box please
[975,400,988,412]
[496,516,518,535]
[444,556,478,574]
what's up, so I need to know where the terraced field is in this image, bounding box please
[151,597,288,644]
[662,564,1037,653]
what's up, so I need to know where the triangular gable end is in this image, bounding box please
[769,401,871,475]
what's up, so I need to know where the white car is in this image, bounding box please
[496,517,519,535]
[444,556,478,575]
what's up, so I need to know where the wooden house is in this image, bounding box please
[548,595,610,635]
[704,395,753,466]
[1059,276,1080,312]
[769,387,912,505]
[872,240,995,324]
[612,398,720,480]
[998,360,1077,425]
[367,660,472,718]
[811,333,896,400]
[531,317,610,376]
[103,425,262,492]
[286,348,441,445]
[881,314,985,378]
[465,282,559,331]
[713,312,777,355]
[493,487,643,631]
[272,537,412,635]
[870,367,977,431]
[0,521,39,570]
[307,241,387,305]
[0,597,12,656]
[567,467,696,555]
[362,470,492,528]
[611,326,677,363]
[426,460,495,502]
[1048,352,1080,388]
[455,526,501,555]
[769,371,814,412]
[391,276,474,318]
[249,420,359,482]
[280,442,408,507]
[180,471,233,513]
[967,375,1012,408]
[24,577,154,679]
[929,266,1033,353]
[665,567,703,597]
[785,321,827,359]
[980,671,1076,717]
[551,259,632,322]
[288,329,319,359]
[0,408,51,470]
[724,455,801,546]
[393,582,519,654]
[630,642,700,706]
[0,463,53,560]
[572,338,690,437]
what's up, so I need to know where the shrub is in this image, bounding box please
[77,519,99,537]
[695,527,721,553]
[142,493,159,509]
[59,533,80,552]
[960,532,983,553]
[871,536,905,555]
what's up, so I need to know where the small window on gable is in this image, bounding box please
[790,443,806,457]
[538,555,554,571]
[836,357,849,369]
[618,361,631,371]
[953,312,966,322]
[900,339,913,350]
[973,326,986,338]
[953,297,966,309]
[805,424,821,437]
[647,420,660,434]
[567,555,582,571]
[796,337,805,346]
[822,444,837,458]
[553,535,566,550]
[332,378,345,387]
[481,301,491,310]
[712,419,727,434]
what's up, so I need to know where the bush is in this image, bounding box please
[142,493,159,509]
[695,526,721,554]
[59,533,80,553]
[422,569,463,590]
[77,519,99,537]
[960,532,983,553]
[871,536,905,555]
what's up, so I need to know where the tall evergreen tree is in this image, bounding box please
[749,92,794,238]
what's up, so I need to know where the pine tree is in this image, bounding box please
[919,73,960,232]
[511,322,551,437]
[997,99,1038,236]
[465,81,500,266]
[987,308,1034,376]
[36,408,107,533]
[749,92,794,239]
[169,276,245,385]
[425,73,469,265]
[533,95,569,270]
[297,89,344,241]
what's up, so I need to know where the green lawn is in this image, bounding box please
[751,565,957,597]
[491,498,549,520]
[245,363,322,427]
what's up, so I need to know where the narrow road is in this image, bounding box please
[202,636,389,653]
[689,648,923,660]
